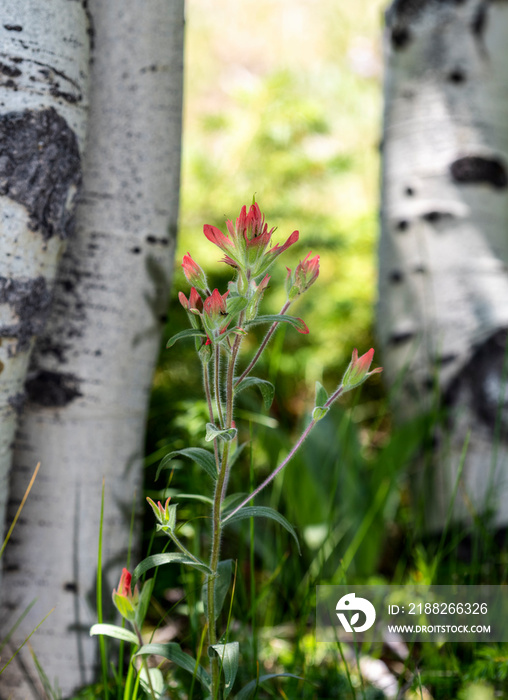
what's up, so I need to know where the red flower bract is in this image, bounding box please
[117,568,132,599]
[203,224,234,252]
[204,289,228,319]
[204,202,299,278]
[178,287,203,313]
[182,253,207,289]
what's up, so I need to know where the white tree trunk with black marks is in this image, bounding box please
[379,0,508,529]
[0,2,90,576]
[0,1,184,697]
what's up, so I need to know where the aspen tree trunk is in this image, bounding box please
[379,0,508,530]
[0,3,90,578]
[1,1,184,697]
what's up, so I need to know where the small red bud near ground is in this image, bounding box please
[112,568,138,621]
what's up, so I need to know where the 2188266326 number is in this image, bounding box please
[408,602,488,615]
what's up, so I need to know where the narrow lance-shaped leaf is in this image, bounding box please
[136,642,211,692]
[202,559,233,621]
[223,506,301,555]
[235,673,304,700]
[132,553,212,586]
[175,493,214,506]
[209,642,239,699]
[135,577,154,629]
[139,667,164,699]
[166,327,207,349]
[89,624,139,646]
[229,442,249,469]
[221,492,248,515]
[235,376,275,410]
[244,313,308,334]
[156,447,217,481]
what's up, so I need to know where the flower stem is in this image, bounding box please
[207,326,244,700]
[203,361,221,474]
[134,623,156,700]
[207,439,230,700]
[167,529,202,565]
[222,385,344,523]
[214,344,225,428]
[235,301,291,386]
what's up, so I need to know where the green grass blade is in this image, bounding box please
[0,607,54,676]
[0,598,37,658]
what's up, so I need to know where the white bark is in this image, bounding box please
[379,0,508,529]
[0,1,184,697]
[0,2,90,569]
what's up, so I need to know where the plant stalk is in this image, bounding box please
[223,385,344,522]
[207,330,243,699]
[235,301,291,386]
[203,361,221,474]
[134,624,156,700]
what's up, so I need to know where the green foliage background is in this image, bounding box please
[149,0,387,475]
[176,0,384,375]
[148,0,389,586]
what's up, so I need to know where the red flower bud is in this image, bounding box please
[179,287,203,313]
[204,202,299,278]
[286,251,320,299]
[342,348,383,391]
[112,568,139,621]
[182,253,207,290]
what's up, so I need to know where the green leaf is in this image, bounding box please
[235,673,303,700]
[223,506,301,555]
[135,577,154,629]
[89,624,138,646]
[235,377,275,410]
[139,667,164,699]
[312,381,329,421]
[156,447,217,481]
[315,381,328,407]
[312,406,329,422]
[205,423,237,443]
[202,559,233,621]
[209,642,239,699]
[226,295,248,316]
[244,313,308,334]
[132,553,212,586]
[136,642,211,691]
[229,442,249,469]
[166,328,207,349]
[221,492,248,515]
[176,493,214,506]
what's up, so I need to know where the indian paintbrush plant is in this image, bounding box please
[91,201,382,699]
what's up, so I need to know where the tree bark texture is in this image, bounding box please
[0,1,90,578]
[379,0,508,529]
[0,1,184,697]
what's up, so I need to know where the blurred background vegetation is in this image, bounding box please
[150,0,387,477]
[137,2,508,698]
